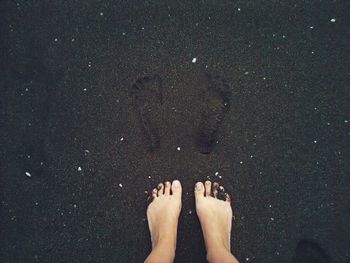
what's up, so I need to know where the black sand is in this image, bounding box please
[1,1,349,262]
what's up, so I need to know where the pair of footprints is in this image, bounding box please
[130,74,231,154]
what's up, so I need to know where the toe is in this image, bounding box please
[194,182,205,199]
[205,181,212,196]
[152,188,157,199]
[164,181,171,195]
[157,183,164,196]
[218,185,226,201]
[225,193,231,203]
[213,182,219,198]
[171,180,182,197]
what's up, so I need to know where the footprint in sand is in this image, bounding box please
[130,75,163,152]
[195,74,232,154]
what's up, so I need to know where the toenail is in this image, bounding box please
[195,182,202,190]
[173,180,180,187]
[157,184,162,189]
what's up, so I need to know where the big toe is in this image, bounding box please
[171,180,182,198]
[194,182,205,200]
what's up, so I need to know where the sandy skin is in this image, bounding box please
[144,180,239,263]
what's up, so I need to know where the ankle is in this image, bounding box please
[155,239,176,258]
[145,242,175,263]
[207,248,239,263]
[207,247,233,263]
[204,232,230,255]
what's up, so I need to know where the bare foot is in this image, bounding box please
[145,180,182,263]
[195,181,239,263]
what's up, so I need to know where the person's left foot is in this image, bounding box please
[130,75,163,152]
[147,180,182,253]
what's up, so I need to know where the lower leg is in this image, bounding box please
[195,181,239,263]
[144,242,175,263]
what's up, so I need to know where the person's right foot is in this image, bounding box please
[195,74,231,154]
[194,181,233,256]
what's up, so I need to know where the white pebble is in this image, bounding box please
[215,172,219,176]
[237,7,241,11]
[239,161,243,164]
[100,12,104,16]
[25,172,32,177]
[313,140,317,144]
[192,58,197,63]
[177,147,181,151]
[120,137,124,141]
[54,38,58,42]
[77,166,82,171]
[330,18,336,22]
[119,183,123,188]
